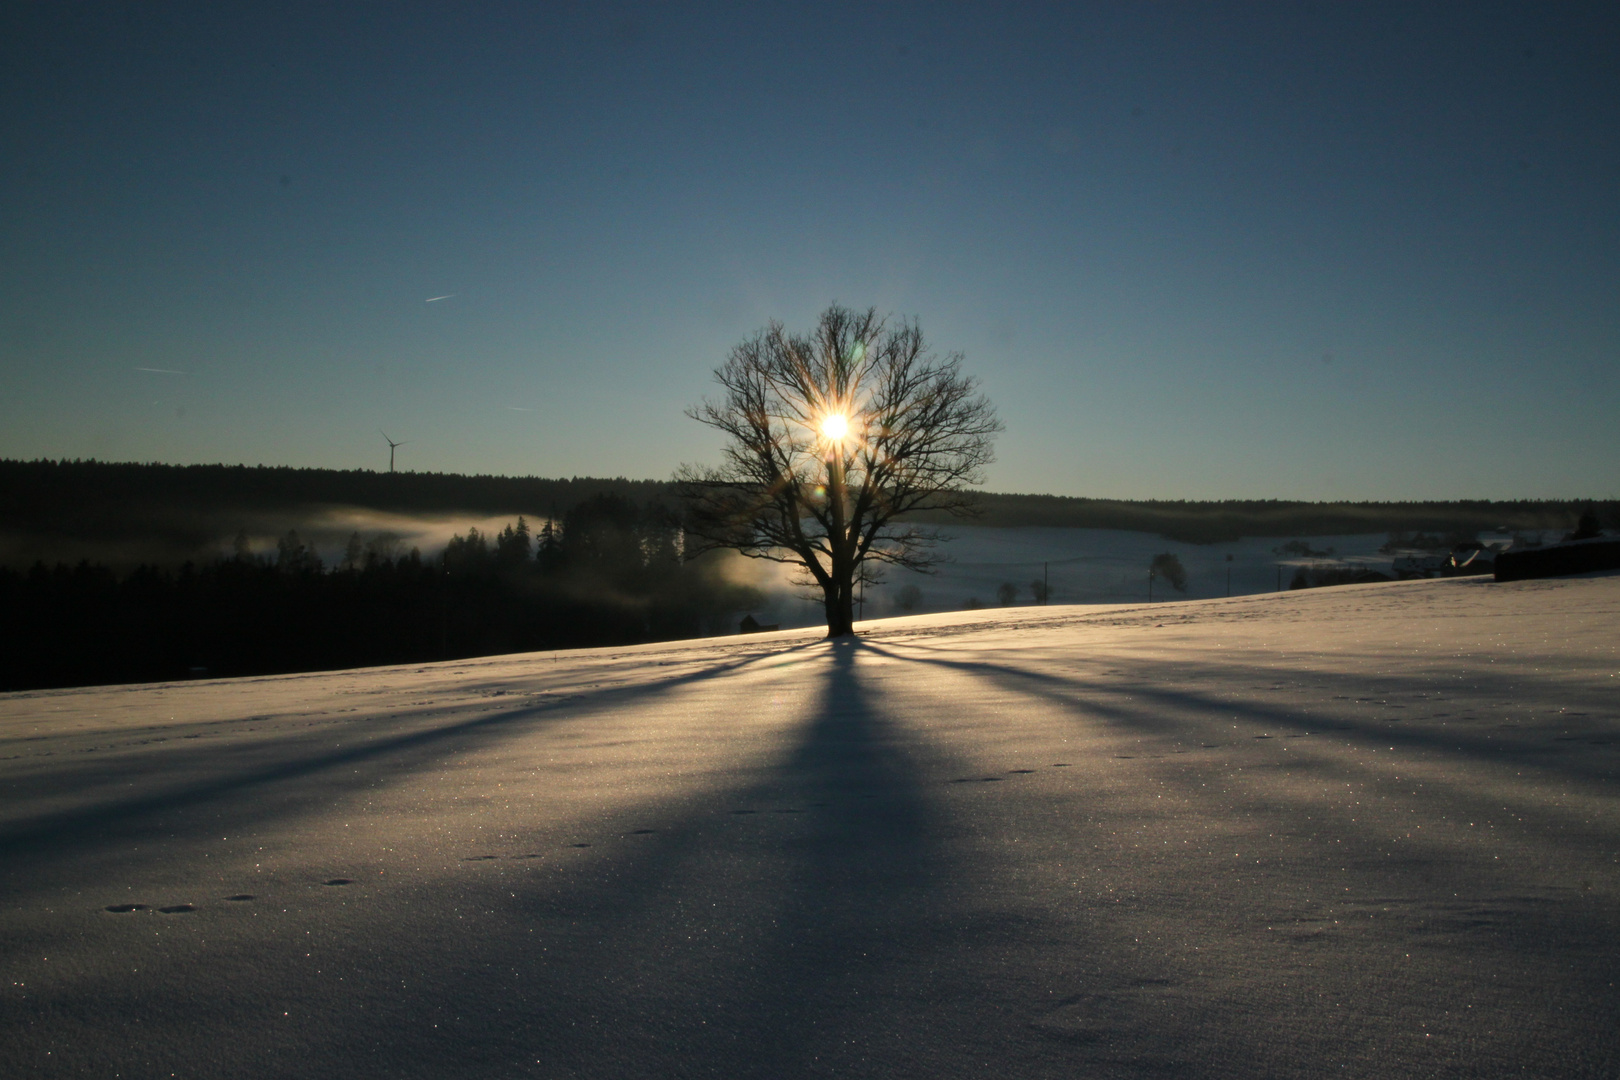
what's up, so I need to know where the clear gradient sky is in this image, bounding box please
[2,2,1616,500]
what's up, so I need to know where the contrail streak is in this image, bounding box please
[425,294,455,302]
[134,367,187,374]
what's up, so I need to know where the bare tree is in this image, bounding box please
[1148,552,1187,600]
[678,305,1001,637]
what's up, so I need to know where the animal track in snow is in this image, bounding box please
[225,894,256,901]
[105,903,148,913]
[322,878,353,886]
[158,904,195,914]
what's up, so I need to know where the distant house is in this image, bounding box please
[1392,542,1496,579]
[738,614,780,633]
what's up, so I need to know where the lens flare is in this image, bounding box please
[820,413,850,442]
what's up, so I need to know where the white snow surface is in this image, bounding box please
[3,573,1618,1078]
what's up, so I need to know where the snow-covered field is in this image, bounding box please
[3,573,1617,1078]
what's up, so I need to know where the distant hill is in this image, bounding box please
[0,459,1608,566]
[0,458,666,522]
[0,459,670,568]
[921,492,1611,544]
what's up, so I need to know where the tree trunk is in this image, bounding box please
[822,444,855,637]
[823,576,856,637]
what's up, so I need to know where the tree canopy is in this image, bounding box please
[678,305,1001,636]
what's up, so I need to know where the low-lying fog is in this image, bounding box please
[748,526,1451,627]
[9,504,1529,633]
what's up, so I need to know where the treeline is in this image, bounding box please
[0,458,667,520]
[2,459,1613,558]
[913,493,1617,544]
[0,494,760,692]
[0,458,669,568]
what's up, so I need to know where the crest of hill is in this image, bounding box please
[0,459,664,540]
[909,491,1609,544]
[1,459,1607,552]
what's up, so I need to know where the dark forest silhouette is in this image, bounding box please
[3,460,1612,565]
[0,494,760,692]
[3,459,1615,689]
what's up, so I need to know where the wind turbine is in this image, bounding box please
[380,430,407,473]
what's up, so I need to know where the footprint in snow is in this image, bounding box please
[158,904,195,914]
[105,903,148,913]
[322,878,353,887]
[225,894,256,902]
[463,855,499,861]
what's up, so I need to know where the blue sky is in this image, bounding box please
[2,2,1616,499]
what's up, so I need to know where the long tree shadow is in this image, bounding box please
[480,637,1015,1079]
[845,638,1620,1077]
[34,632,1607,1078]
[4,637,1035,1079]
[0,638,824,873]
[859,638,1620,793]
[32,605,1620,1078]
[853,637,1620,894]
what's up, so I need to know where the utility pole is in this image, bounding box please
[1043,561,1049,605]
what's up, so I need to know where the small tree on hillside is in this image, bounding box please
[678,305,1001,637]
[1148,552,1187,601]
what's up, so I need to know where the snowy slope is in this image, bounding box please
[2,573,1617,1078]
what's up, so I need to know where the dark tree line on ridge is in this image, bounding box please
[0,494,760,692]
[3,459,1612,569]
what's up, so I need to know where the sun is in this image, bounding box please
[819,412,850,442]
